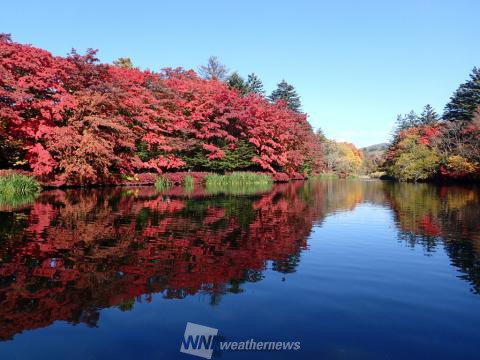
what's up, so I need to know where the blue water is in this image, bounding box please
[0,180,479,359]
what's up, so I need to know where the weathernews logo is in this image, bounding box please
[180,322,301,359]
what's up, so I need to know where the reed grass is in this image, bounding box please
[183,175,194,192]
[0,174,41,208]
[204,172,273,196]
[154,176,172,192]
[204,172,273,186]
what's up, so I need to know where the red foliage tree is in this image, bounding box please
[0,37,323,184]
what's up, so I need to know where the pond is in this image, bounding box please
[0,180,479,359]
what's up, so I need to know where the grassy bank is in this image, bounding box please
[0,174,41,208]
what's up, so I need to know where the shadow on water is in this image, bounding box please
[0,180,479,341]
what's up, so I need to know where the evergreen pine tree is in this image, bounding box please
[443,67,480,121]
[269,80,302,112]
[246,73,265,94]
[227,72,248,95]
[394,111,419,136]
[315,128,327,142]
[419,104,439,125]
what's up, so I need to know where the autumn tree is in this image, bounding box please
[435,116,480,177]
[198,56,228,81]
[322,140,340,172]
[269,80,302,112]
[362,143,388,174]
[386,132,440,182]
[322,140,362,176]
[0,34,74,176]
[0,37,323,184]
[113,57,133,68]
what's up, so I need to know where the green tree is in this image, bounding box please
[419,104,439,125]
[394,111,419,136]
[246,73,265,94]
[269,80,302,112]
[444,67,480,121]
[113,57,133,68]
[315,128,327,142]
[227,72,248,95]
[184,140,256,171]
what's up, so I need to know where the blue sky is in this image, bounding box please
[1,0,479,147]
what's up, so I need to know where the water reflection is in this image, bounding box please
[384,182,480,293]
[0,180,479,341]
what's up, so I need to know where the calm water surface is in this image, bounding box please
[0,180,479,359]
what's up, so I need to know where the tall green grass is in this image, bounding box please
[0,174,41,209]
[204,172,273,186]
[183,175,194,192]
[204,172,273,196]
[154,176,172,192]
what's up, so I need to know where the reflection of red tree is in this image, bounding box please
[0,184,324,340]
[419,215,442,237]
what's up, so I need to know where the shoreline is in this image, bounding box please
[1,169,477,193]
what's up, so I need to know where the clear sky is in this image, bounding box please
[1,0,479,147]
